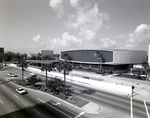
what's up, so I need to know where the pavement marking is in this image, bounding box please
[0,100,3,104]
[33,109,41,115]
[74,111,85,118]
[144,100,150,118]
[37,98,72,118]
[14,94,19,98]
[130,97,133,118]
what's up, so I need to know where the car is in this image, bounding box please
[29,72,36,76]
[16,88,27,95]
[7,73,17,77]
[83,76,89,79]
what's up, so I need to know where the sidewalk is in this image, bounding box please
[70,70,150,102]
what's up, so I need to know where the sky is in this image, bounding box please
[0,0,150,54]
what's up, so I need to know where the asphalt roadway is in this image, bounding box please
[1,66,150,118]
[0,68,86,118]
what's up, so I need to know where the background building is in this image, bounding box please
[0,47,4,63]
[41,50,53,56]
[148,44,150,66]
[61,49,147,72]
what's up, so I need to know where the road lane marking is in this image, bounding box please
[74,111,85,118]
[33,109,41,115]
[37,98,72,118]
[130,97,133,118]
[144,100,150,118]
[0,100,3,104]
[14,94,19,98]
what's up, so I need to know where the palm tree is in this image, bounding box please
[17,54,28,82]
[59,53,72,95]
[94,51,105,71]
[141,61,149,81]
[41,64,53,85]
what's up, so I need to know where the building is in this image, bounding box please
[41,50,53,56]
[0,47,4,63]
[61,49,147,72]
[148,44,150,66]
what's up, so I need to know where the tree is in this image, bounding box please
[27,75,41,85]
[142,61,149,81]
[47,77,64,95]
[41,64,53,85]
[58,53,72,95]
[94,51,105,71]
[17,54,28,82]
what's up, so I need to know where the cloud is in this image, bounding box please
[116,24,150,51]
[79,28,96,40]
[49,0,64,18]
[33,35,41,42]
[65,3,109,40]
[98,38,117,48]
[128,24,150,43]
[49,32,82,52]
[70,0,80,7]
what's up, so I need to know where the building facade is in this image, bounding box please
[0,47,4,63]
[41,50,53,56]
[61,49,147,72]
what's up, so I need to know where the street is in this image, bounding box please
[0,68,85,118]
[0,66,150,118]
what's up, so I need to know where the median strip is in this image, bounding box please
[74,111,85,118]
[37,98,72,118]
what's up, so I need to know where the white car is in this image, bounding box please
[29,72,36,76]
[16,88,27,94]
[7,73,17,77]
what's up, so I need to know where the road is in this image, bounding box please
[0,67,86,118]
[1,66,150,118]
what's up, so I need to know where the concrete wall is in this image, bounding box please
[113,50,147,64]
[148,44,150,65]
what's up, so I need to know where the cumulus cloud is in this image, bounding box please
[79,28,96,40]
[128,24,150,43]
[116,24,150,50]
[33,35,41,42]
[49,0,64,18]
[49,32,82,52]
[65,3,109,40]
[70,0,80,7]
[98,38,117,48]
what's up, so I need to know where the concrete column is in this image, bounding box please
[148,44,150,66]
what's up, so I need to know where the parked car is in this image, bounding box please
[83,76,89,79]
[16,88,27,95]
[7,73,17,77]
[29,72,36,76]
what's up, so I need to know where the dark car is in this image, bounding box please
[83,76,89,79]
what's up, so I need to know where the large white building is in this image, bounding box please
[148,44,150,66]
[61,49,147,71]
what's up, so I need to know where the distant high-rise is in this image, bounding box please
[41,50,53,56]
